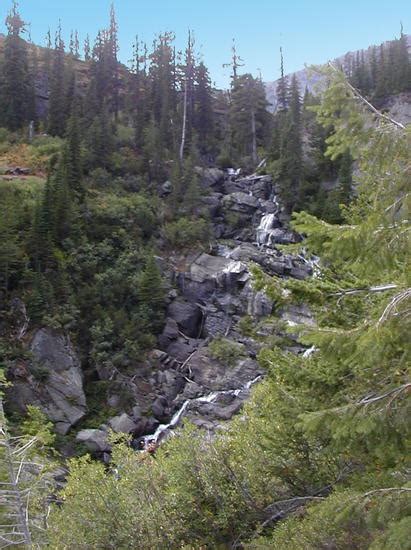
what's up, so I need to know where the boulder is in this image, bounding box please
[201,192,222,218]
[204,308,231,338]
[152,395,169,422]
[159,180,172,196]
[222,192,260,214]
[196,167,225,188]
[166,337,199,362]
[76,429,111,453]
[7,328,87,435]
[158,318,179,349]
[264,227,301,245]
[108,413,137,434]
[167,298,202,338]
[280,304,316,327]
[156,369,185,402]
[192,397,244,421]
[242,284,274,317]
[184,347,263,393]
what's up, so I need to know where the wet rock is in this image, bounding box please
[242,283,274,317]
[264,227,301,245]
[152,395,169,422]
[8,297,29,340]
[185,348,262,393]
[193,397,244,421]
[132,417,159,438]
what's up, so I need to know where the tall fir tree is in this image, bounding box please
[48,23,67,136]
[0,0,34,130]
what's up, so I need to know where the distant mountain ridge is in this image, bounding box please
[265,35,411,114]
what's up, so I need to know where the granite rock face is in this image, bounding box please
[8,329,87,435]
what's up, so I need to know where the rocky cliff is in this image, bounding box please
[4,167,316,457]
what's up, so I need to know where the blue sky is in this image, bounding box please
[1,0,410,87]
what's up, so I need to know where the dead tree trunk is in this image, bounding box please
[0,401,32,548]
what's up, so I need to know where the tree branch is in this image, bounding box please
[329,62,406,130]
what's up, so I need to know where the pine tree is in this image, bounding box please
[230,73,269,165]
[278,74,303,211]
[0,0,34,130]
[179,30,196,161]
[148,32,177,153]
[276,47,289,112]
[137,254,165,332]
[84,34,91,61]
[108,3,120,118]
[194,61,214,151]
[48,23,67,136]
[62,102,84,200]
[0,194,22,293]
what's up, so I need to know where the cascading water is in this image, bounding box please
[256,190,281,246]
[298,251,321,278]
[256,213,277,246]
[142,375,262,448]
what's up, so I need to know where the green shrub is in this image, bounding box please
[163,216,210,248]
[29,362,50,382]
[208,337,245,367]
[237,315,256,337]
[0,127,10,143]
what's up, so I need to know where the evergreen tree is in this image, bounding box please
[137,254,165,332]
[84,34,91,61]
[279,74,303,211]
[62,102,84,200]
[230,73,269,165]
[194,61,215,152]
[0,0,34,130]
[148,32,177,152]
[0,195,22,293]
[48,24,67,136]
[276,47,289,112]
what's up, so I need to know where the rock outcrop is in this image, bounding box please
[7,170,317,449]
[7,328,87,435]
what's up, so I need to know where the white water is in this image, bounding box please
[298,252,321,278]
[256,213,277,246]
[142,375,262,447]
[302,345,317,358]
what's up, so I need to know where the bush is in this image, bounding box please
[0,127,10,143]
[89,167,112,188]
[208,337,245,367]
[31,135,63,156]
[216,152,233,169]
[163,216,210,248]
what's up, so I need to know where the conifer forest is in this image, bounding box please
[0,1,410,548]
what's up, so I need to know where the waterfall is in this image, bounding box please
[142,376,262,448]
[298,251,321,278]
[302,345,317,358]
[256,213,277,246]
